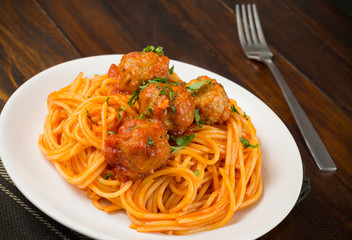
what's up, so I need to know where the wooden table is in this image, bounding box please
[0,0,351,239]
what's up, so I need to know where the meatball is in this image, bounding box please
[103,119,170,182]
[138,82,195,132]
[186,76,230,125]
[117,51,169,93]
[107,64,130,95]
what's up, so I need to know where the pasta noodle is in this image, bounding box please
[38,67,262,235]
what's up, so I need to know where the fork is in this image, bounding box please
[236,4,337,171]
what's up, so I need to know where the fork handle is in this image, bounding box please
[263,58,337,171]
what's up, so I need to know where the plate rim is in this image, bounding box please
[0,54,303,240]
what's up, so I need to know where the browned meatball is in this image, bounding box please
[116,51,169,93]
[186,76,230,125]
[138,82,195,132]
[107,64,130,95]
[103,119,170,182]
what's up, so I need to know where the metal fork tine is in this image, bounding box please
[236,5,246,46]
[247,4,258,44]
[241,4,252,44]
[235,4,337,172]
[252,4,266,44]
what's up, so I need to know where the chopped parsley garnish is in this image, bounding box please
[127,89,141,106]
[169,65,174,75]
[231,104,248,120]
[142,45,164,56]
[115,106,125,113]
[244,112,248,120]
[159,85,175,100]
[139,77,167,91]
[148,107,153,113]
[240,137,258,149]
[106,97,110,106]
[170,133,195,153]
[136,112,146,119]
[128,126,137,131]
[115,106,125,120]
[186,80,211,93]
[105,174,113,180]
[230,104,240,114]
[142,45,155,52]
[170,90,175,101]
[107,131,115,134]
[171,103,176,113]
[194,109,203,128]
[147,136,154,146]
[85,109,96,125]
[128,77,181,107]
[194,169,200,176]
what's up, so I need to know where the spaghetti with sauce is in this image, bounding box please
[38,46,262,235]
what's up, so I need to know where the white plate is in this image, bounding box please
[0,55,303,240]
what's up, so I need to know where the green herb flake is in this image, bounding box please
[115,106,126,114]
[139,77,167,91]
[159,85,175,101]
[85,109,96,125]
[128,126,137,131]
[142,45,164,56]
[128,77,180,107]
[113,106,124,120]
[244,112,248,120]
[169,65,174,75]
[230,104,240,114]
[170,133,195,153]
[105,174,113,180]
[150,77,167,83]
[148,107,153,113]
[194,169,200,176]
[106,97,110,106]
[136,112,146,119]
[128,89,140,106]
[171,103,176,113]
[107,131,115,135]
[186,80,211,93]
[194,109,203,128]
[159,85,171,96]
[143,45,155,52]
[155,46,164,56]
[240,137,258,149]
[147,136,154,146]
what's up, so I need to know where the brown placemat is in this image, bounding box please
[0,159,90,239]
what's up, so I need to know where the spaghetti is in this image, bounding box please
[38,56,262,235]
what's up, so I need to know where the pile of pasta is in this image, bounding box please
[38,71,262,235]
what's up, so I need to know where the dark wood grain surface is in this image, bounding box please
[0,0,351,239]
